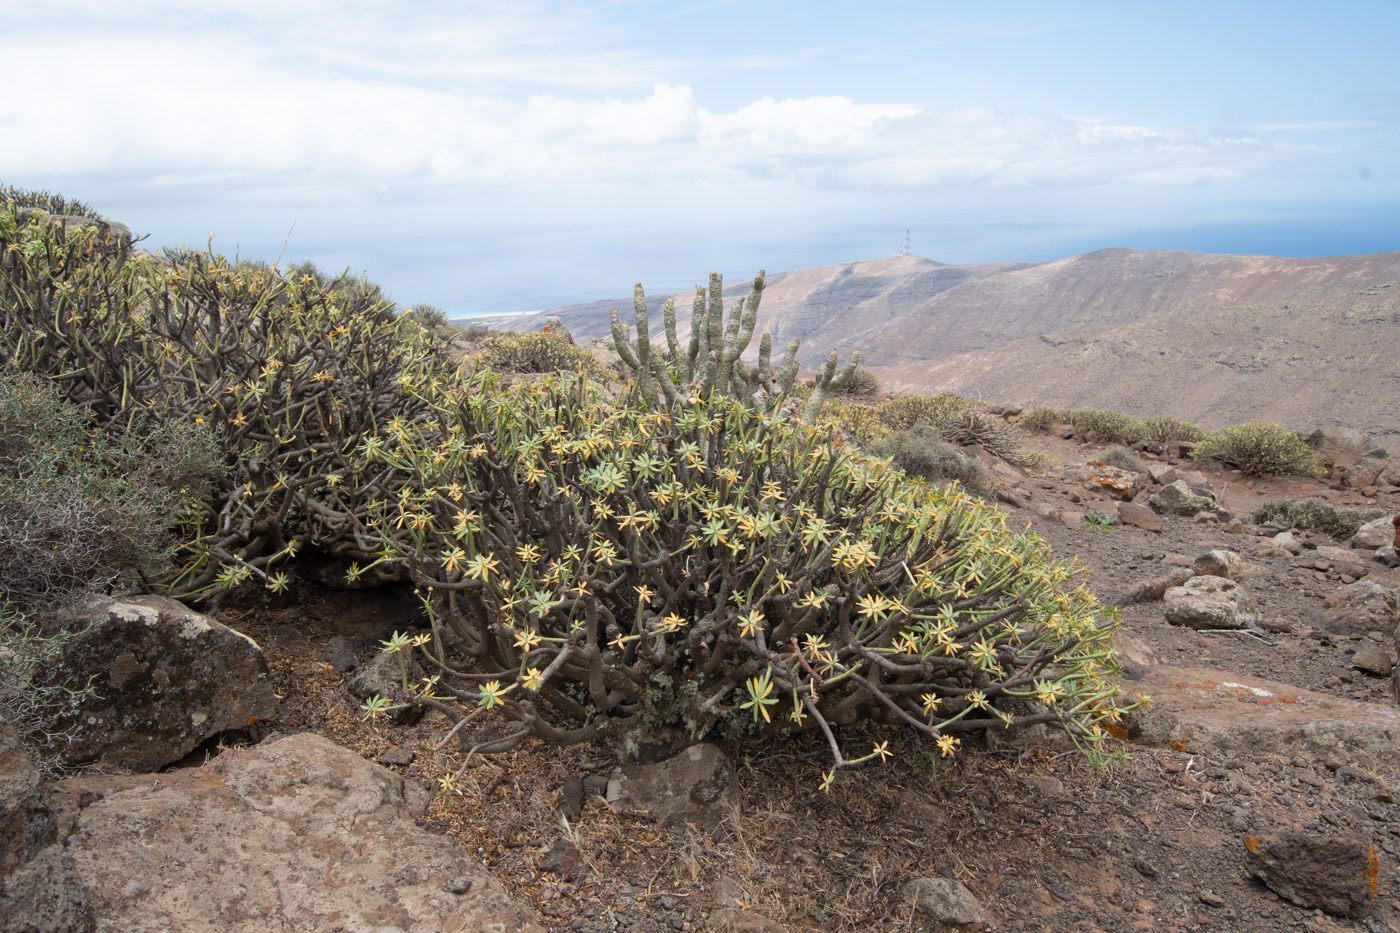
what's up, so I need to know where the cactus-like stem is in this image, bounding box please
[801,350,860,424]
[660,297,682,382]
[609,287,660,410]
[607,267,852,418]
[684,287,704,386]
[631,285,659,410]
[775,338,800,399]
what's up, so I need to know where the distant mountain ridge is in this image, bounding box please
[513,248,1400,449]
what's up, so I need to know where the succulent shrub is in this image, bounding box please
[358,374,1128,781]
[875,394,968,432]
[1192,422,1324,477]
[1067,409,1148,446]
[1018,406,1067,434]
[819,399,892,447]
[1251,498,1388,539]
[473,329,608,379]
[609,272,857,421]
[868,425,989,491]
[1144,416,1206,443]
[0,183,103,220]
[0,205,450,599]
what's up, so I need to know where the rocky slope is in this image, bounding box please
[517,249,1400,450]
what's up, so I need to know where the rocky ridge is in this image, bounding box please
[517,249,1400,451]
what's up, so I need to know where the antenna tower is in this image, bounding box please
[897,229,911,257]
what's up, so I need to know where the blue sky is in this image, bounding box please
[2,1,1396,315]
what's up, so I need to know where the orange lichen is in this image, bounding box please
[1243,835,1261,853]
[1368,844,1380,898]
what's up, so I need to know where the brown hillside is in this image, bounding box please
[518,248,1400,449]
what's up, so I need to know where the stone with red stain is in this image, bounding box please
[1070,461,1150,501]
[1242,833,1379,918]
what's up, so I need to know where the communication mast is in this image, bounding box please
[897,229,911,257]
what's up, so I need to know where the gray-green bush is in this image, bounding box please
[869,425,989,490]
[1251,498,1388,539]
[0,603,95,774]
[0,373,218,609]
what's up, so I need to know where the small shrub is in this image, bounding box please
[1097,446,1149,475]
[934,407,1042,468]
[1144,416,1205,443]
[876,394,968,431]
[821,399,892,446]
[0,604,94,773]
[1251,498,1388,539]
[869,425,989,490]
[1068,409,1148,445]
[474,330,608,378]
[401,303,448,329]
[0,374,216,610]
[0,603,96,774]
[0,184,103,219]
[830,366,881,397]
[1192,422,1324,476]
[1018,406,1068,434]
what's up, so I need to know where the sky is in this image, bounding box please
[2,1,1397,315]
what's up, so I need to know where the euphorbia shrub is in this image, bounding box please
[361,374,1128,781]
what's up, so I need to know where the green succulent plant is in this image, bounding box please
[356,374,1131,779]
[610,271,856,422]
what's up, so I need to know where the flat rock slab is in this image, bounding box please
[1124,666,1400,775]
[35,733,543,933]
[607,743,739,827]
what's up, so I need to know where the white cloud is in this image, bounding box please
[0,4,1321,197]
[1244,119,1383,133]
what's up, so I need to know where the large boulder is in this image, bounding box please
[1164,575,1261,630]
[1124,666,1400,774]
[1305,427,1387,477]
[7,733,542,933]
[1313,581,1399,638]
[1349,514,1399,550]
[1146,481,1231,519]
[1340,455,1390,489]
[0,726,95,933]
[0,726,54,876]
[19,211,134,261]
[43,596,276,771]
